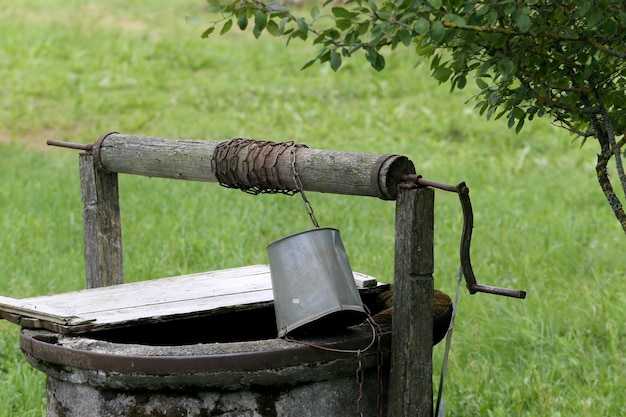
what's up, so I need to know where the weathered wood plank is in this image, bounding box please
[23,265,271,315]
[96,134,414,199]
[79,153,123,288]
[0,265,385,334]
[388,187,435,417]
[0,296,85,325]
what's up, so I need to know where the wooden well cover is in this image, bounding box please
[0,265,382,335]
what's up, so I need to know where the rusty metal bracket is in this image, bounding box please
[47,132,119,173]
[401,174,527,300]
[92,132,119,174]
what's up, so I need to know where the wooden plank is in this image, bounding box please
[24,265,271,315]
[388,187,435,417]
[0,265,384,334]
[0,296,86,326]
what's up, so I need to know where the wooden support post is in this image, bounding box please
[79,153,124,288]
[388,187,435,417]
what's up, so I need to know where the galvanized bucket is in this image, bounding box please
[267,228,367,337]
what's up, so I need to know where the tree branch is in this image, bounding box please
[596,153,626,234]
[597,95,626,199]
[583,36,626,59]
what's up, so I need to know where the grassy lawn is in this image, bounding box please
[1,1,624,415]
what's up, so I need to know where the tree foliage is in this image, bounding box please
[202,0,626,234]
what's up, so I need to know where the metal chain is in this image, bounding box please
[289,143,320,228]
[212,139,320,228]
[356,349,364,417]
[284,316,380,417]
[375,321,385,417]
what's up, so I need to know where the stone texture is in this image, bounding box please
[46,373,386,417]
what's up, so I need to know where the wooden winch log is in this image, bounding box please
[92,133,415,200]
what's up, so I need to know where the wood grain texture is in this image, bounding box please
[388,187,435,417]
[96,134,412,199]
[0,265,384,334]
[79,153,123,288]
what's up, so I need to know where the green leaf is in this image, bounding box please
[220,19,233,36]
[200,26,215,39]
[278,17,289,35]
[301,56,318,71]
[336,18,353,31]
[311,5,320,19]
[513,107,525,119]
[455,74,467,89]
[508,115,516,129]
[253,10,267,39]
[561,27,579,39]
[237,13,248,31]
[332,7,358,20]
[513,10,532,32]
[475,100,488,115]
[576,1,592,18]
[366,49,385,71]
[414,18,430,35]
[444,13,466,27]
[398,28,412,46]
[476,4,490,16]
[430,21,445,43]
[296,17,308,40]
[330,51,342,72]
[367,0,378,13]
[587,8,603,27]
[497,58,516,79]
[432,66,452,82]
[428,0,442,10]
[266,19,278,36]
[601,18,618,37]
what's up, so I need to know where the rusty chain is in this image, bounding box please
[212,138,320,228]
[288,143,320,228]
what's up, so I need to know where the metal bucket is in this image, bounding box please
[267,228,367,337]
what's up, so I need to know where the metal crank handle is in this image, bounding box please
[457,182,527,300]
[469,283,527,299]
[398,174,527,300]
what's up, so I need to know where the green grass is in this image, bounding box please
[1,1,625,416]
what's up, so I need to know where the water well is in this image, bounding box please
[1,134,525,416]
[1,264,389,417]
[19,293,391,417]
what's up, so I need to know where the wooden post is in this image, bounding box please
[388,187,435,417]
[79,153,124,288]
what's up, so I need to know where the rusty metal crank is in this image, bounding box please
[401,174,527,300]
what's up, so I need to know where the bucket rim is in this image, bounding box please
[277,305,367,338]
[266,227,340,250]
